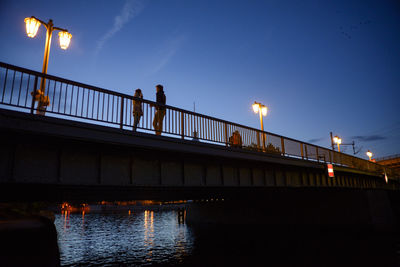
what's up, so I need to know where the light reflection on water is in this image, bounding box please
[54,210,193,266]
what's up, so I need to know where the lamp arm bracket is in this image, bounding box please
[53,26,68,32]
[31,16,48,28]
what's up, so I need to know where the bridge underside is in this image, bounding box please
[0,108,398,202]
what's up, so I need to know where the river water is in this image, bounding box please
[55,208,400,267]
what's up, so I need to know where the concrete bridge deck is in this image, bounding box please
[0,108,397,202]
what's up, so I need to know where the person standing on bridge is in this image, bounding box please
[153,84,166,136]
[132,88,143,132]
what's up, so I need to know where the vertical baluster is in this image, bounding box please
[205,118,208,140]
[211,120,214,141]
[101,93,105,121]
[188,114,191,136]
[30,76,38,114]
[111,95,114,123]
[24,74,31,107]
[180,112,184,139]
[173,110,176,134]
[305,145,308,160]
[58,83,62,113]
[75,87,80,116]
[218,121,222,142]
[9,71,16,104]
[64,84,68,114]
[80,87,85,117]
[87,89,90,118]
[2,69,8,102]
[46,78,50,107]
[51,81,56,113]
[96,91,100,120]
[208,118,211,141]
[224,122,228,146]
[120,96,124,129]
[109,93,112,123]
[69,85,74,114]
[200,117,203,139]
[145,103,148,129]
[300,143,304,159]
[17,72,23,106]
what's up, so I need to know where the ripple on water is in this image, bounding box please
[54,210,194,266]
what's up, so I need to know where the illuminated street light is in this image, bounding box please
[58,31,72,50]
[24,17,41,37]
[333,135,342,152]
[24,16,72,115]
[252,101,268,150]
[366,150,373,161]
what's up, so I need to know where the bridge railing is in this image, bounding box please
[0,61,398,180]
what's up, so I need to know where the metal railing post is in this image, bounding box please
[305,145,308,160]
[281,137,285,155]
[120,96,124,129]
[300,143,304,159]
[224,123,228,146]
[181,112,184,139]
[30,75,39,114]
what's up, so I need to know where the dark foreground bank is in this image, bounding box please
[0,216,60,267]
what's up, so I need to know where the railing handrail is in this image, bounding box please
[0,62,285,138]
[376,154,400,162]
[0,61,398,179]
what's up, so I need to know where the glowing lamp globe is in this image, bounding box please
[252,102,259,113]
[261,106,268,116]
[58,31,72,50]
[366,150,372,159]
[24,17,41,38]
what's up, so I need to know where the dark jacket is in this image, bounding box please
[156,90,166,110]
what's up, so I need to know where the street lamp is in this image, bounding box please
[366,150,373,161]
[252,101,268,150]
[333,135,342,152]
[24,16,72,114]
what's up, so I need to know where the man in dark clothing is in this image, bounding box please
[153,84,166,135]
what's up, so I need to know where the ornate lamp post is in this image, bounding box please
[366,150,373,161]
[24,16,72,114]
[333,135,342,152]
[252,101,268,150]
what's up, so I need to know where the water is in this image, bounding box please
[55,209,400,267]
[55,210,194,266]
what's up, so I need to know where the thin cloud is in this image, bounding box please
[151,34,186,74]
[94,0,143,55]
[352,135,387,142]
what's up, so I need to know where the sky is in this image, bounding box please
[0,0,399,159]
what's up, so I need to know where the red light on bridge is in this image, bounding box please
[327,164,334,178]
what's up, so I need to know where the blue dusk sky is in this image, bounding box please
[0,0,399,159]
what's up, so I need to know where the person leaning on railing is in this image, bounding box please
[132,88,143,132]
[229,130,242,148]
[152,84,166,136]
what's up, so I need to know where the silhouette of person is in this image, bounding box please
[132,88,143,132]
[153,84,166,135]
[229,130,242,148]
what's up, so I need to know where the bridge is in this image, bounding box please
[376,155,400,173]
[1,62,399,227]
